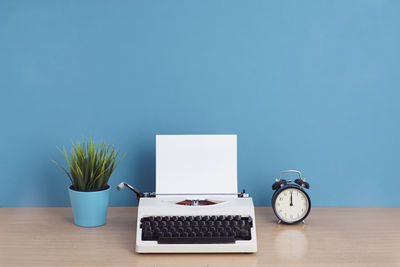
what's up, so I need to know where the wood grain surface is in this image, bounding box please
[0,207,399,266]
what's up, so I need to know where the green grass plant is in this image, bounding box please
[53,138,123,191]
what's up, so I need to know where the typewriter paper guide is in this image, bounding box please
[156,135,238,197]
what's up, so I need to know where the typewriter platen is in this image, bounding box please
[118,135,257,253]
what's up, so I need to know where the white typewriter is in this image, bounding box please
[117,134,257,253]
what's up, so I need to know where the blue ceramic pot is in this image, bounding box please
[68,185,110,227]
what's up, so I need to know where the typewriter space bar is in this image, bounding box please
[158,237,235,244]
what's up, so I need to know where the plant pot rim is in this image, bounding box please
[69,185,110,192]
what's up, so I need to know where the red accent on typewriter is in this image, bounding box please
[176,200,217,206]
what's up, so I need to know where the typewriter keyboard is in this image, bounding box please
[140,215,253,244]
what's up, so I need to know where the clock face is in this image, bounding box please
[274,187,310,223]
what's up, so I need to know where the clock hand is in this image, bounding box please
[290,191,293,206]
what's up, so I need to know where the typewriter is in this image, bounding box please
[117,135,257,253]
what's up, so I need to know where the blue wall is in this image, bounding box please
[1,0,399,207]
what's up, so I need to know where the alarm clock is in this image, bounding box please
[271,170,311,224]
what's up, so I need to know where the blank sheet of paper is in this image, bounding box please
[156,135,237,197]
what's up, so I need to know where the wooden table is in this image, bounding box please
[0,207,399,266]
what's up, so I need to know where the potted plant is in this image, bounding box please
[53,138,123,227]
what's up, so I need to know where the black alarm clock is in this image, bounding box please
[271,170,311,224]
